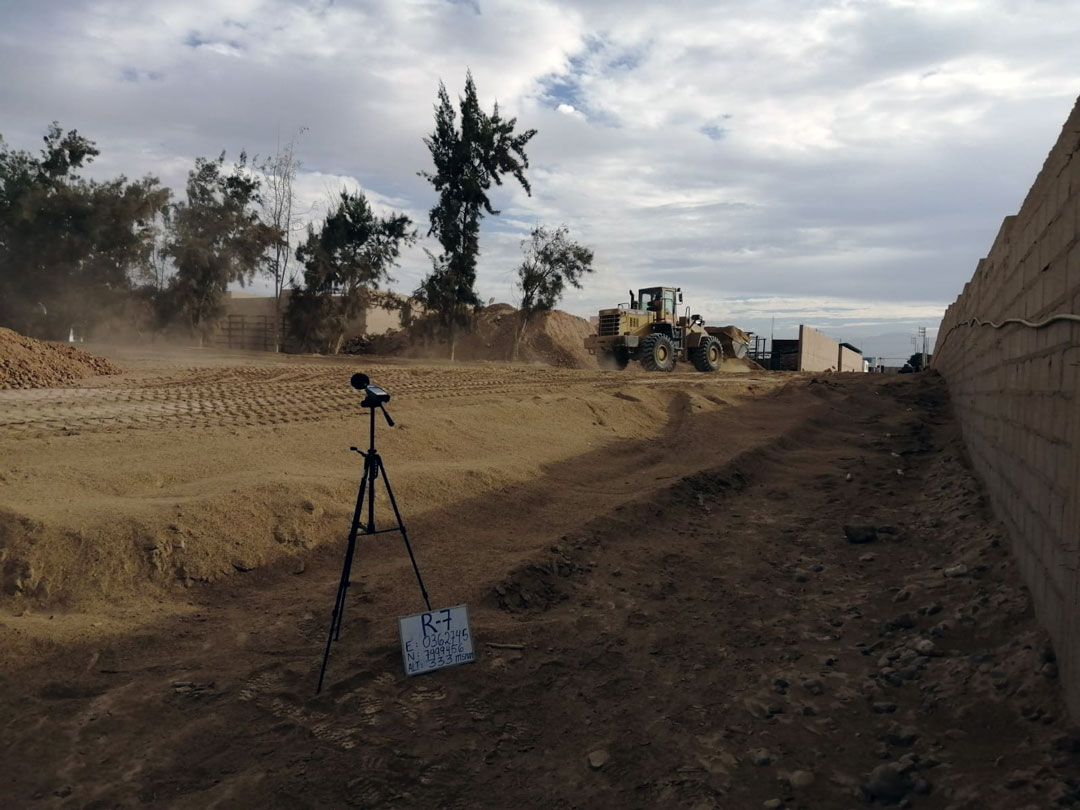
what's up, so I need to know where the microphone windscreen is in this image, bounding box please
[350,373,370,391]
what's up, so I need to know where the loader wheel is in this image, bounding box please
[691,336,723,372]
[640,334,675,372]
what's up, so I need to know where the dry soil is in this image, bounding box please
[0,328,121,389]
[0,346,1077,810]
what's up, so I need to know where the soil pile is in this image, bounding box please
[0,327,121,389]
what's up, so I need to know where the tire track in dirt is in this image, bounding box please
[0,364,771,437]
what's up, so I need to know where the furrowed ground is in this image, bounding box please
[1,347,1078,809]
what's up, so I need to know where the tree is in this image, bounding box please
[907,352,931,372]
[287,189,414,354]
[163,152,278,342]
[0,123,169,339]
[256,128,307,350]
[416,72,537,360]
[514,224,594,357]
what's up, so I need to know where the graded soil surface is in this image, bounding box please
[1,348,1078,809]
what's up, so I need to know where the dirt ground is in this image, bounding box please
[1,346,1078,809]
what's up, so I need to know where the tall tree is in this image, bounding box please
[0,123,169,339]
[514,224,594,357]
[256,127,307,351]
[416,72,536,360]
[287,189,414,354]
[163,152,278,342]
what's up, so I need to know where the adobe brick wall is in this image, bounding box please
[934,96,1080,716]
[798,325,839,371]
[838,345,863,372]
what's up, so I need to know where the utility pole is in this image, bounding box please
[917,326,928,371]
[770,316,775,371]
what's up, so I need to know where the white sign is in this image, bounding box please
[398,604,476,676]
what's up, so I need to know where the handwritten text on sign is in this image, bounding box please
[398,604,476,676]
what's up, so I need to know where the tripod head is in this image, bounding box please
[351,373,390,408]
[350,373,394,446]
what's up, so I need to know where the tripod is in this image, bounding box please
[316,393,432,693]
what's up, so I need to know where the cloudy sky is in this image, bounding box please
[2,0,1078,359]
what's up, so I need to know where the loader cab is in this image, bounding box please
[637,286,682,324]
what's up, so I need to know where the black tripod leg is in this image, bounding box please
[334,468,370,641]
[317,470,368,693]
[377,457,433,611]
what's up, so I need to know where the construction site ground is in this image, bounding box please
[1,345,1078,810]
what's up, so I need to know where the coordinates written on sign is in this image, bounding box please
[398,604,476,676]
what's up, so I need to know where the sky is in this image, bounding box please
[2,0,1078,360]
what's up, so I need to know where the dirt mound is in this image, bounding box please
[0,327,121,389]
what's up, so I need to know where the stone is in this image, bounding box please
[884,723,919,747]
[912,639,935,655]
[884,668,904,685]
[928,621,951,638]
[892,614,916,630]
[871,702,897,714]
[802,678,824,695]
[763,800,782,809]
[844,525,878,544]
[943,564,969,578]
[750,749,773,767]
[587,749,610,770]
[789,770,815,789]
[895,753,917,774]
[862,764,912,804]
[860,553,876,562]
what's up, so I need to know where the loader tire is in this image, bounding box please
[691,336,723,372]
[640,334,676,372]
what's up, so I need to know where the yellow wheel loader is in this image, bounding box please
[584,286,738,372]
